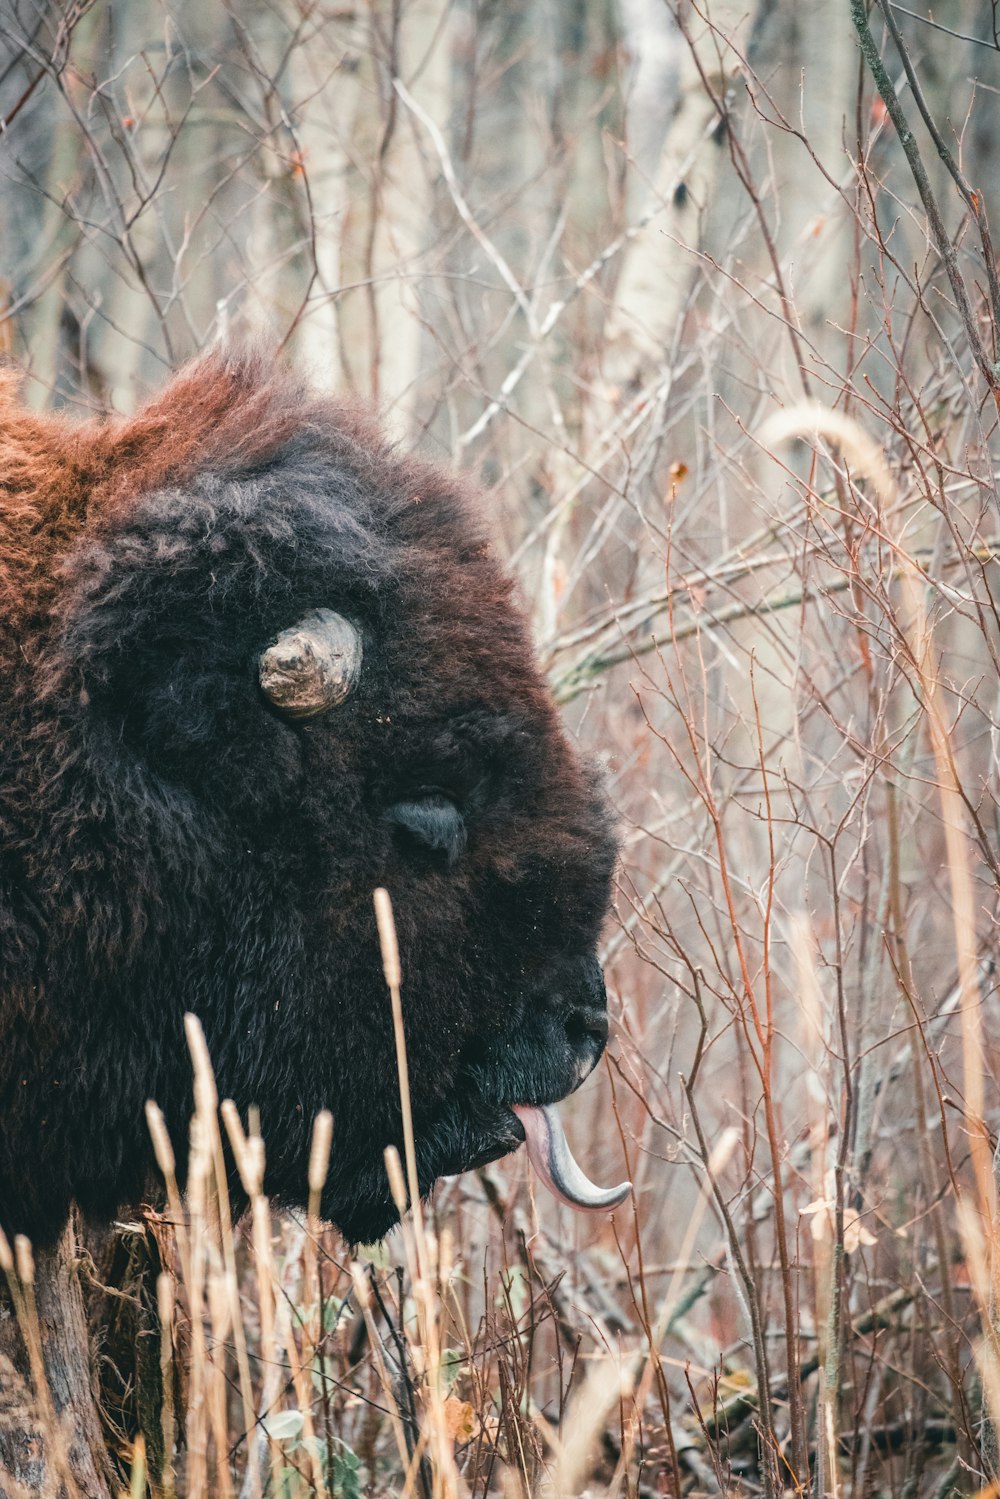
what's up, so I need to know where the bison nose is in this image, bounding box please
[542,954,609,1079]
[565,1004,609,1053]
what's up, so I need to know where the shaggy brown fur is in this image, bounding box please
[0,351,616,1244]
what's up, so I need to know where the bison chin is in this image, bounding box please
[321,1101,526,1247]
[322,955,631,1244]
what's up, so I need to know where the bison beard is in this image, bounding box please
[0,350,627,1248]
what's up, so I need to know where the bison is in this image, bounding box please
[0,351,627,1248]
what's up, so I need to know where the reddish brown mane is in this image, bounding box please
[0,350,376,618]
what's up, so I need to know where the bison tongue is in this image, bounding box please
[512,1103,631,1213]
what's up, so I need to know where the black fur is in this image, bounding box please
[0,352,617,1245]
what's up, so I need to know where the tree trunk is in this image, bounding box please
[0,1214,114,1499]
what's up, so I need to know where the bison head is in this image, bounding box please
[0,351,625,1246]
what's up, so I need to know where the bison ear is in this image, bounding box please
[385,795,467,867]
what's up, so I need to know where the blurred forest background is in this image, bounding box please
[2,1,1000,1496]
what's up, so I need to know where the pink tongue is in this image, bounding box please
[512,1103,631,1213]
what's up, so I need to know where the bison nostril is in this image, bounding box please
[564,1005,609,1054]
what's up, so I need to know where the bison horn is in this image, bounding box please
[258,609,362,718]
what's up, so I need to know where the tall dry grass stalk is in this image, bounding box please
[374,887,464,1499]
[762,404,993,1224]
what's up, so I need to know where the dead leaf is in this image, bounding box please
[443,1396,477,1443]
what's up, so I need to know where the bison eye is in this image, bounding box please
[385,795,467,867]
